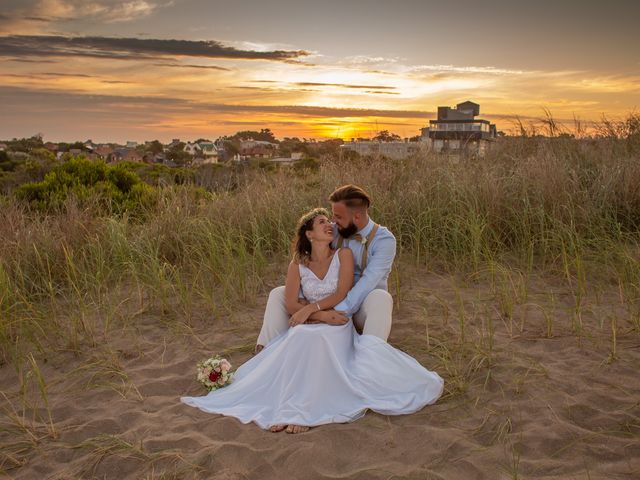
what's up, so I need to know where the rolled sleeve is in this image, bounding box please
[335,234,396,316]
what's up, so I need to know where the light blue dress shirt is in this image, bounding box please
[332,218,396,316]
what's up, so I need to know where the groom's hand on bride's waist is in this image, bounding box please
[331,311,349,325]
[306,310,349,325]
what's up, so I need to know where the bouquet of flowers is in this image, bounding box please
[196,355,234,391]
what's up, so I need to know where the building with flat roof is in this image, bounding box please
[421,101,496,155]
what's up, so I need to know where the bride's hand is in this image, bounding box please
[289,305,313,327]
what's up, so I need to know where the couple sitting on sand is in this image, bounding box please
[181,184,444,433]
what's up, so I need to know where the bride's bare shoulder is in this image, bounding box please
[287,260,302,273]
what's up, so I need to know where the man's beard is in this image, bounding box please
[337,222,358,238]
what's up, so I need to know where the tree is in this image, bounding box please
[372,130,401,142]
[166,142,192,165]
[7,134,44,153]
[0,150,17,172]
[232,129,278,143]
[223,139,239,157]
[145,140,164,155]
[278,137,308,157]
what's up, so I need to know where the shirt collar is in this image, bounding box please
[357,218,374,238]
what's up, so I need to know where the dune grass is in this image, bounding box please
[0,130,639,477]
[1,134,639,360]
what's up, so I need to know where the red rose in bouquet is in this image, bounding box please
[197,355,234,391]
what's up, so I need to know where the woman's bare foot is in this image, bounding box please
[285,425,310,434]
[269,424,287,432]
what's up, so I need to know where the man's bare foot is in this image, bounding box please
[269,424,286,432]
[285,425,310,434]
[254,344,264,355]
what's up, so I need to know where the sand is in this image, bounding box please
[1,268,639,479]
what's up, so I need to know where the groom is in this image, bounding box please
[255,184,396,353]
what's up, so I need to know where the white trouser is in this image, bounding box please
[256,286,393,346]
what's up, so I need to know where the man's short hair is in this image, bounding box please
[329,184,371,210]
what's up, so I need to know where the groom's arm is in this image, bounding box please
[306,309,349,325]
[334,234,396,317]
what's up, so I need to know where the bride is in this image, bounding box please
[181,208,444,433]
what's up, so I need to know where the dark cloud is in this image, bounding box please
[100,80,133,84]
[204,103,433,119]
[246,80,399,94]
[35,72,92,77]
[231,86,315,93]
[1,72,140,85]
[23,16,51,22]
[7,85,550,125]
[294,82,396,90]
[217,120,300,127]
[314,120,415,127]
[0,85,187,110]
[152,62,231,71]
[0,85,433,119]
[2,72,94,80]
[0,35,311,62]
[0,0,174,25]
[5,57,57,63]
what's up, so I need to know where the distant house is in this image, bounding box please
[421,100,496,155]
[151,153,167,164]
[166,138,182,150]
[239,140,278,159]
[95,145,114,160]
[340,140,421,160]
[140,152,166,164]
[183,142,201,155]
[126,141,138,148]
[111,148,143,163]
[198,141,219,161]
[0,143,7,152]
[66,148,99,160]
[44,142,59,153]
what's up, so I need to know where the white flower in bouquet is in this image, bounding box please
[196,355,234,391]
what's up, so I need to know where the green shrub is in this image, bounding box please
[292,157,320,173]
[14,156,156,214]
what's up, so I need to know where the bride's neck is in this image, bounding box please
[310,242,332,262]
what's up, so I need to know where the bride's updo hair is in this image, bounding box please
[292,207,330,265]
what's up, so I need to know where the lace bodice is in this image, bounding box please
[299,250,341,304]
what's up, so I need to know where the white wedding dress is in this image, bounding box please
[181,251,444,429]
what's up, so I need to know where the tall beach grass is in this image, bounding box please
[1,133,640,362]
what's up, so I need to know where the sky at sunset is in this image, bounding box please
[1,0,639,142]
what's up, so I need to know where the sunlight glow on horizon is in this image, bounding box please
[0,1,638,142]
